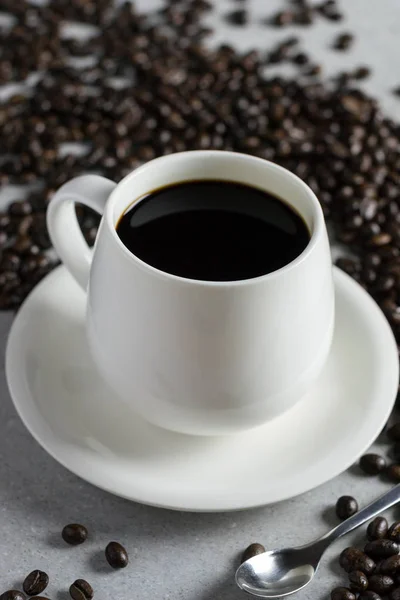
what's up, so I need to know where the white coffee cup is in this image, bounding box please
[47,150,334,436]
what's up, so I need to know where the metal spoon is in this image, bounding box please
[236,484,400,598]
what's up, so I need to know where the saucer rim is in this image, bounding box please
[5,265,399,512]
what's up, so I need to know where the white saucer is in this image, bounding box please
[5,265,399,512]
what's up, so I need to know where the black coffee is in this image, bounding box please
[116,180,310,281]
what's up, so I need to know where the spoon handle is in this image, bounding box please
[323,484,400,544]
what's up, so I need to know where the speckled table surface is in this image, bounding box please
[1,1,400,599]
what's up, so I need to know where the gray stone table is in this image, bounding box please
[1,0,400,599]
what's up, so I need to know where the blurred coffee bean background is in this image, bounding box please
[0,0,400,346]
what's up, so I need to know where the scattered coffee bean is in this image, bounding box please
[386,465,400,483]
[390,588,400,600]
[340,547,376,574]
[392,444,400,462]
[8,201,32,217]
[324,10,344,21]
[225,9,247,25]
[292,52,309,65]
[334,33,354,51]
[359,593,382,600]
[368,575,395,595]
[295,9,313,26]
[388,523,400,543]
[349,571,369,593]
[331,588,356,600]
[105,541,129,569]
[336,496,359,520]
[0,593,25,600]
[353,66,372,80]
[304,64,322,77]
[388,424,400,442]
[241,543,266,563]
[360,454,386,475]
[69,580,93,600]
[23,571,48,597]
[380,555,400,575]
[367,517,389,541]
[62,524,88,545]
[270,10,294,27]
[365,540,399,559]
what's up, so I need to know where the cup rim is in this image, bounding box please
[104,150,324,288]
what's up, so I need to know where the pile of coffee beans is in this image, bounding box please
[268,0,344,28]
[0,524,128,599]
[0,0,399,345]
[330,517,400,600]
[1,0,400,415]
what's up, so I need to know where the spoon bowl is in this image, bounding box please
[236,549,317,598]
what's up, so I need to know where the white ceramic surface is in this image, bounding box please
[5,265,398,512]
[47,151,334,435]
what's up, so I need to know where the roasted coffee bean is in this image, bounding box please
[0,593,25,600]
[336,258,360,276]
[324,10,344,21]
[340,547,376,574]
[23,571,49,596]
[360,454,386,475]
[8,201,32,217]
[375,560,385,574]
[390,588,400,600]
[388,424,400,441]
[69,580,93,600]
[225,9,247,25]
[349,570,369,593]
[367,517,389,541]
[365,540,399,559]
[105,541,129,569]
[389,442,400,463]
[336,496,359,520]
[62,523,88,545]
[304,64,322,76]
[242,543,266,563]
[295,9,313,26]
[388,523,400,543]
[359,593,382,600]
[354,67,371,80]
[386,465,400,483]
[331,588,356,600]
[334,33,354,51]
[380,555,400,575]
[368,575,395,595]
[292,52,309,65]
[270,11,294,27]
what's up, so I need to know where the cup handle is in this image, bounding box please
[47,175,117,291]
